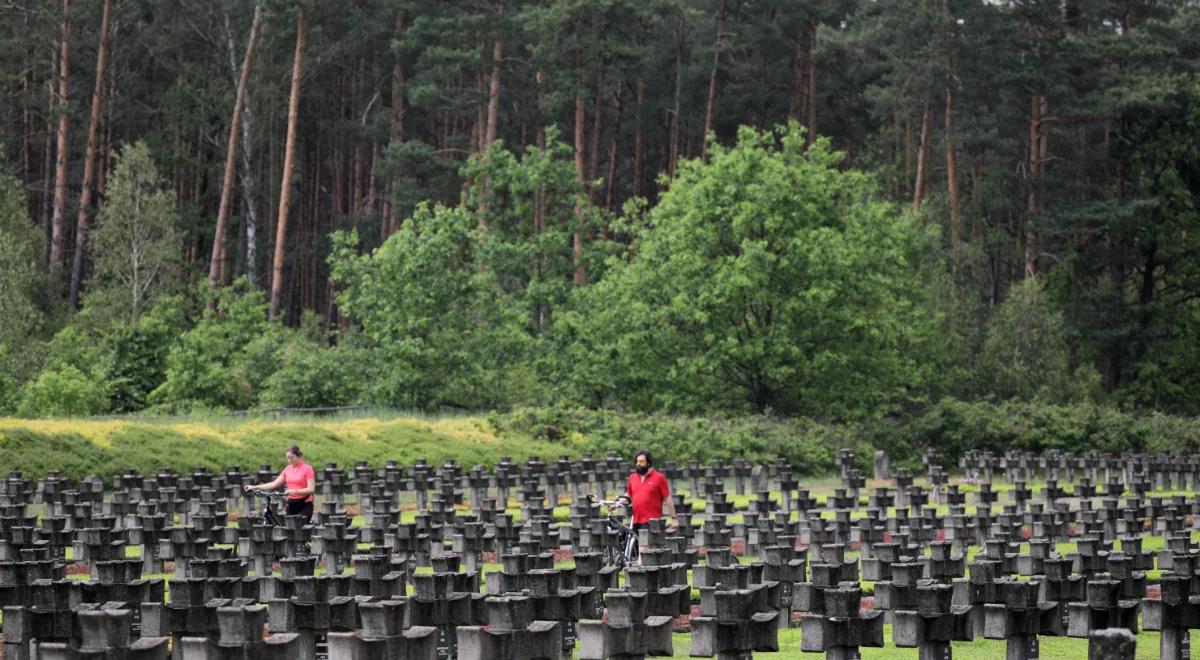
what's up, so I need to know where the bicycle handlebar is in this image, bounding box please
[587,494,629,515]
[249,490,286,498]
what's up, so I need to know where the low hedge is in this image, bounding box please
[490,407,871,475]
[494,399,1200,473]
[873,398,1200,465]
[0,417,561,481]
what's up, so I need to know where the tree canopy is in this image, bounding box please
[1,1,1199,420]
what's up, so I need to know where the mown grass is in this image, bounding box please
[638,627,1196,660]
[0,415,567,480]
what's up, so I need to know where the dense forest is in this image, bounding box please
[0,0,1198,420]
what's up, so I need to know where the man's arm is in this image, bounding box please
[663,478,678,528]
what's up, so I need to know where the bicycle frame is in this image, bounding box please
[589,495,638,569]
[251,490,286,527]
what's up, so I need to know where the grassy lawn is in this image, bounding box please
[634,627,1192,660]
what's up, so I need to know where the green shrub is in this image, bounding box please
[0,346,16,415]
[16,366,109,417]
[260,339,366,409]
[492,406,868,475]
[892,398,1200,466]
[150,280,289,411]
[495,400,1200,475]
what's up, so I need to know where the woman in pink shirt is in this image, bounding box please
[244,444,316,523]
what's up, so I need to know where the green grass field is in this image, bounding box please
[651,628,1191,659]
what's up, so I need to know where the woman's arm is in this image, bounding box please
[288,476,316,498]
[246,473,285,492]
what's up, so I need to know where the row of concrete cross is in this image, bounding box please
[0,447,1197,659]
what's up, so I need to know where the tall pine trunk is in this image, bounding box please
[668,13,684,178]
[237,80,260,281]
[384,11,406,236]
[1024,94,1046,278]
[210,3,263,289]
[604,84,624,212]
[805,19,817,145]
[573,49,587,286]
[702,0,727,161]
[588,65,605,184]
[633,76,644,198]
[42,49,57,250]
[68,0,112,308]
[21,68,34,202]
[48,0,71,276]
[484,39,502,149]
[945,55,961,266]
[364,142,379,216]
[269,6,306,319]
[912,106,932,211]
[942,0,961,270]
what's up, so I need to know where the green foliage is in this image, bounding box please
[463,133,598,334]
[331,134,623,413]
[86,141,181,326]
[1106,84,1200,413]
[975,277,1100,403]
[149,280,289,411]
[0,168,54,382]
[571,123,936,416]
[16,365,109,418]
[873,397,1200,468]
[0,347,17,415]
[498,400,1200,476]
[103,293,194,413]
[492,405,869,475]
[41,325,110,376]
[260,335,367,409]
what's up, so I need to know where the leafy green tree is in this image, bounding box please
[0,346,18,415]
[575,123,936,416]
[85,141,181,326]
[102,292,193,413]
[976,276,1099,403]
[0,168,54,383]
[149,279,289,411]
[331,205,535,410]
[465,133,602,334]
[1105,83,1200,411]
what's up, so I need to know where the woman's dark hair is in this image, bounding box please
[635,450,653,466]
[286,444,303,458]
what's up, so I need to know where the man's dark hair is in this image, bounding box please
[635,450,653,466]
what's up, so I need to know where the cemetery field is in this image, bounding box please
[3,418,1199,659]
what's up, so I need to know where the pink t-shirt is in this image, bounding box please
[282,461,315,502]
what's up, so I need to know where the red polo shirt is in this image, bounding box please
[282,461,315,503]
[627,469,670,524]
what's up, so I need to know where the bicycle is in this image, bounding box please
[588,495,638,571]
[248,490,311,557]
[249,490,287,527]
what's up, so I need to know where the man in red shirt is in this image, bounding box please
[617,450,679,533]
